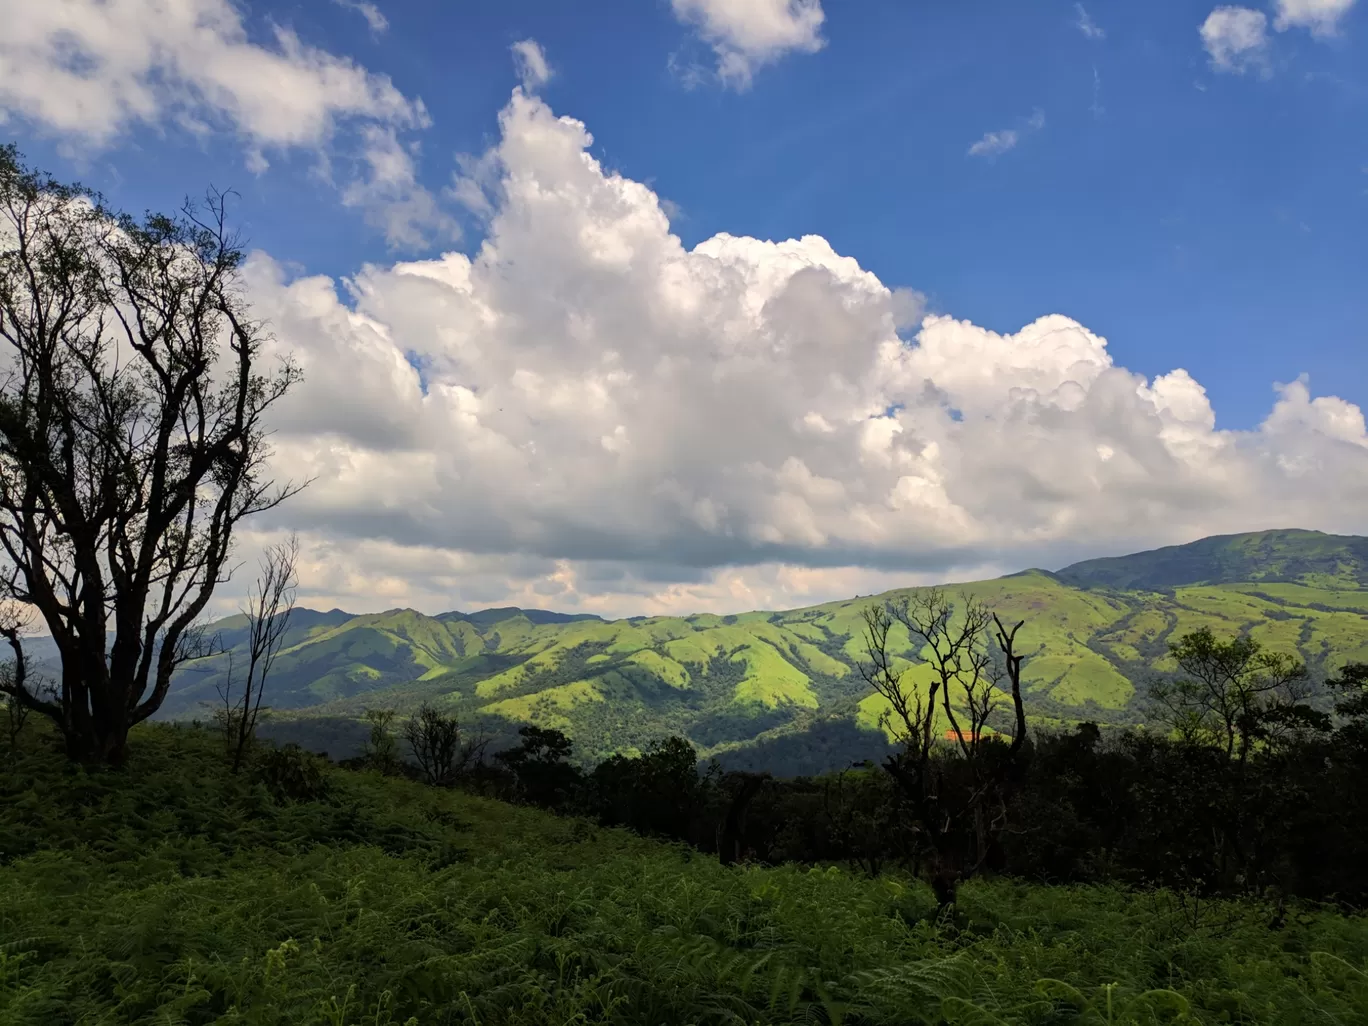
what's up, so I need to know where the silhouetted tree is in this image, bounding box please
[362,708,400,774]
[717,771,769,866]
[859,588,1029,908]
[1329,662,1368,755]
[1150,627,1311,761]
[992,613,1029,756]
[495,726,584,809]
[592,736,705,841]
[0,147,302,764]
[403,702,486,786]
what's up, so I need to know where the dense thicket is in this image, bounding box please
[456,659,1368,910]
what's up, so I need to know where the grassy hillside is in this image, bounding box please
[2,725,1366,1024]
[1056,528,1368,591]
[163,529,1368,767]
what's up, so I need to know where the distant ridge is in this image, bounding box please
[174,530,1368,633]
[438,607,604,627]
[96,528,1368,771]
[1056,529,1368,591]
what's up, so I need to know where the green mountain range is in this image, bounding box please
[162,529,1368,769]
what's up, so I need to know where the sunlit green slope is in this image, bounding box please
[164,529,1368,763]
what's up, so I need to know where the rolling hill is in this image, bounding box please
[158,528,1368,770]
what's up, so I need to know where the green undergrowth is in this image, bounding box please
[2,725,1367,1024]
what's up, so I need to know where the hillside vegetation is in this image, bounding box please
[160,529,1368,766]
[3,724,1367,1025]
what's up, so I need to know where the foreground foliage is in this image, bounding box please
[3,726,1367,1025]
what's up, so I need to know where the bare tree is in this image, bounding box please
[216,534,299,772]
[0,146,302,764]
[993,613,1029,756]
[363,708,400,774]
[862,588,997,760]
[403,701,487,786]
[858,588,1030,907]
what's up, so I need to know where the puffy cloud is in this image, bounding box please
[228,88,1368,618]
[341,126,458,249]
[0,0,444,246]
[1273,0,1358,35]
[670,0,825,89]
[511,39,552,92]
[1200,0,1357,77]
[1201,6,1271,73]
[0,0,422,148]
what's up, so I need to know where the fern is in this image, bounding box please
[1,724,1366,1025]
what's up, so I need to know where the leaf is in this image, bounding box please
[1125,988,1192,1020]
[941,996,1013,1025]
[1034,978,1087,1009]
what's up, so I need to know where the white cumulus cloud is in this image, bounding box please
[511,39,552,92]
[1273,0,1358,35]
[1201,6,1271,73]
[0,0,444,248]
[1200,0,1357,74]
[670,0,826,89]
[221,88,1368,618]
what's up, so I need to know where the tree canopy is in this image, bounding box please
[0,146,301,764]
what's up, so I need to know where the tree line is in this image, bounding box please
[332,597,1368,914]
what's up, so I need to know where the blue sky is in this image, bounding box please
[13,0,1365,428]
[2,0,1367,615]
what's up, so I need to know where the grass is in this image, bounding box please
[3,725,1368,1024]
[484,680,607,731]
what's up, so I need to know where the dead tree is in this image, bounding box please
[216,535,299,772]
[859,588,1030,908]
[993,613,1029,756]
[0,146,302,764]
[403,702,487,786]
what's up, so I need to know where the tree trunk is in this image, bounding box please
[63,708,131,766]
[719,774,766,866]
[55,648,135,766]
[929,864,960,911]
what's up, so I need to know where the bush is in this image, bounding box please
[251,742,330,803]
[3,721,1368,1025]
[403,702,486,786]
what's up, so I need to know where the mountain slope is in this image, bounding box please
[1056,529,1368,591]
[161,530,1368,767]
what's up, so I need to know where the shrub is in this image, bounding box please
[252,743,330,803]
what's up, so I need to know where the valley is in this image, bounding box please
[158,528,1368,769]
